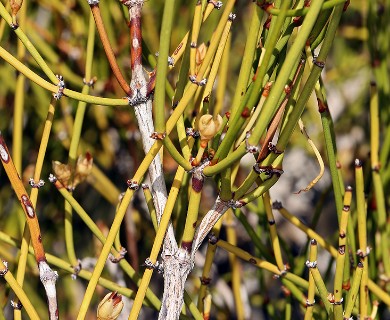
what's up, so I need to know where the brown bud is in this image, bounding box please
[241,107,251,118]
[10,0,23,16]
[52,153,93,190]
[52,161,72,188]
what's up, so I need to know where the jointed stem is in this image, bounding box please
[0,133,59,319]
[89,3,131,95]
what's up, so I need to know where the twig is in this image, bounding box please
[294,118,325,193]
[88,0,132,95]
[123,0,177,254]
[0,133,59,320]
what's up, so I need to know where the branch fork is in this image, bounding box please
[188,161,208,194]
[83,77,97,87]
[108,248,127,263]
[208,0,223,10]
[11,300,23,310]
[357,247,371,258]
[305,299,316,307]
[53,75,65,100]
[272,264,289,279]
[305,260,318,269]
[143,258,164,274]
[253,164,284,178]
[245,131,259,154]
[127,179,140,190]
[189,75,207,86]
[312,55,325,68]
[150,132,166,140]
[29,178,45,188]
[0,260,8,276]
[72,259,82,275]
[268,142,283,155]
[125,89,150,107]
[227,199,245,209]
[186,127,200,138]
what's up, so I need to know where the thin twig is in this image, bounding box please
[0,133,59,320]
[88,1,132,95]
[294,119,325,194]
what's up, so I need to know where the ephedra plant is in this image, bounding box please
[1,0,389,319]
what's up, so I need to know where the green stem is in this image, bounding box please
[77,189,136,319]
[229,4,263,118]
[153,0,176,133]
[264,0,345,16]
[50,179,161,309]
[181,175,202,252]
[214,0,291,163]
[0,1,58,83]
[0,44,128,106]
[370,82,390,275]
[319,99,343,221]
[162,135,192,171]
[234,207,273,261]
[142,186,158,231]
[0,261,40,319]
[263,192,285,271]
[207,0,327,176]
[304,238,317,320]
[344,262,364,318]
[0,231,159,308]
[197,219,222,311]
[307,239,334,319]
[64,13,96,268]
[333,187,352,319]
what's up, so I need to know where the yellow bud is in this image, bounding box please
[198,114,223,141]
[97,291,124,320]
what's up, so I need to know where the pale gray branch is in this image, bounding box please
[38,261,59,320]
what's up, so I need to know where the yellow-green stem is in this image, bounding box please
[304,238,316,320]
[355,159,370,317]
[65,13,96,268]
[369,82,390,275]
[225,210,245,320]
[181,184,202,252]
[263,192,285,271]
[128,165,186,319]
[0,260,40,319]
[307,240,334,318]
[333,187,352,319]
[197,218,222,311]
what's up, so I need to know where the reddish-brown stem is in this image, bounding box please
[256,98,288,162]
[129,6,142,71]
[0,133,59,319]
[90,4,132,95]
[256,59,305,162]
[147,69,156,97]
[128,1,148,103]
[0,134,46,263]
